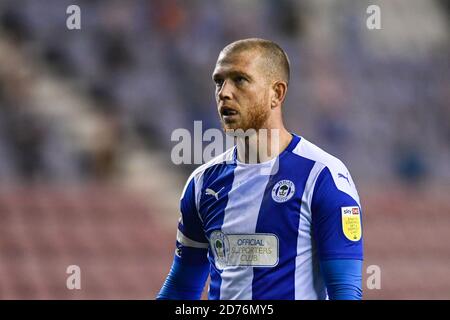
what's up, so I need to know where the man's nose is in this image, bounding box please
[217,80,232,101]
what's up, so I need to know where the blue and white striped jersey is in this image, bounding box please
[176,134,363,300]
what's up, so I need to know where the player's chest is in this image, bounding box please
[198,170,304,236]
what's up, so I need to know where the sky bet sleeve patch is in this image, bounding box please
[341,206,362,241]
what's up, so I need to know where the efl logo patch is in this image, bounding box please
[271,180,295,203]
[341,206,362,241]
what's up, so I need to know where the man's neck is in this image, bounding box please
[236,128,292,164]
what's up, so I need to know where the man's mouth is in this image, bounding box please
[220,106,239,119]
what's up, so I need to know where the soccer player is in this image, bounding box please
[157,38,363,300]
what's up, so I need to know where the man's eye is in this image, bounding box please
[235,76,246,84]
[215,79,223,87]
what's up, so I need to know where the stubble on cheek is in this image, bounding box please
[244,90,271,132]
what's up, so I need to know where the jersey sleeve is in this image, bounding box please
[320,259,363,300]
[156,175,210,300]
[176,175,209,264]
[311,166,364,261]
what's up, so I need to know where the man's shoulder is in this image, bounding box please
[182,147,235,192]
[292,136,360,202]
[291,136,348,173]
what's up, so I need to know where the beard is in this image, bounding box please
[220,100,270,135]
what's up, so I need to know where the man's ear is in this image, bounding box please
[271,81,288,109]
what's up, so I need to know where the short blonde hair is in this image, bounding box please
[221,38,290,85]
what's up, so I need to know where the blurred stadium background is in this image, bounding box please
[0,0,448,299]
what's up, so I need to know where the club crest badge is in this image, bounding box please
[272,180,295,203]
[210,230,229,269]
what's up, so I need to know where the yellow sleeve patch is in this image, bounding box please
[341,206,362,241]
